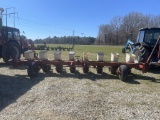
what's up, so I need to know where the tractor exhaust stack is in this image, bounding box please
[0,8,4,28]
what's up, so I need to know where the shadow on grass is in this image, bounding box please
[0,73,45,112]
[123,72,160,84]
[41,68,159,84]
[42,69,119,81]
[0,66,159,111]
[147,66,160,74]
[0,63,28,70]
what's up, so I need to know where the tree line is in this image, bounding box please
[96,12,160,45]
[33,11,160,45]
[34,36,96,45]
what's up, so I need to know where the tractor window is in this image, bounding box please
[8,31,12,39]
[154,32,160,39]
[137,31,144,43]
[13,31,20,40]
[144,29,160,45]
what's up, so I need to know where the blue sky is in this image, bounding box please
[0,0,160,40]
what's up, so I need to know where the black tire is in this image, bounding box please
[83,67,89,73]
[118,65,128,81]
[70,66,76,73]
[2,42,20,63]
[122,48,126,53]
[9,42,21,60]
[128,68,132,74]
[133,46,150,63]
[27,62,40,78]
[56,65,63,73]
[97,66,103,74]
[2,44,10,63]
[109,66,118,75]
[42,64,51,73]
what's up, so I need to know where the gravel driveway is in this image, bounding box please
[0,62,160,120]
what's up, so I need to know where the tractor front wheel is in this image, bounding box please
[122,48,126,53]
[133,46,150,63]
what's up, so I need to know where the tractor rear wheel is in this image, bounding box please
[133,46,150,63]
[9,42,20,60]
[2,42,20,63]
[2,44,10,63]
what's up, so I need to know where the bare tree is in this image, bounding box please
[96,11,160,45]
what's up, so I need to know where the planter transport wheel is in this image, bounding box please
[118,65,128,81]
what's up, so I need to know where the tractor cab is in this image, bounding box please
[136,28,160,47]
[122,27,160,63]
[0,26,22,62]
[0,26,21,41]
[133,28,160,63]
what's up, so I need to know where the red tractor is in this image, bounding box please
[0,26,34,63]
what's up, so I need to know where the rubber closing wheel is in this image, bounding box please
[56,65,63,73]
[27,62,40,78]
[109,66,118,75]
[83,67,89,74]
[119,65,128,81]
[97,66,103,74]
[70,66,76,73]
[42,64,51,73]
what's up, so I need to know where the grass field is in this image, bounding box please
[38,44,126,61]
[0,44,160,120]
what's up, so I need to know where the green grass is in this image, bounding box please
[74,45,125,61]
[36,44,126,61]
